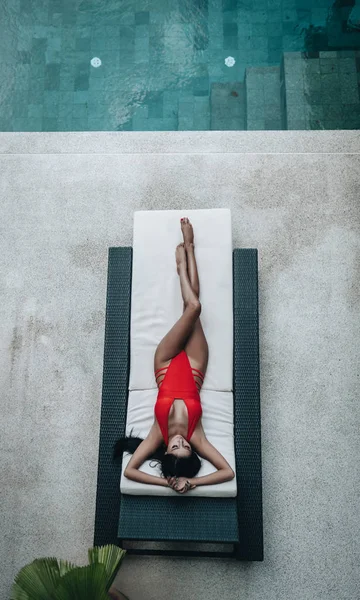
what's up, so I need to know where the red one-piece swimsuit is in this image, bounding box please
[154,349,204,445]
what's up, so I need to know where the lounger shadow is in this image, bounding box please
[94,247,264,561]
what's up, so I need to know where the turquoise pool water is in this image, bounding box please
[1,0,360,131]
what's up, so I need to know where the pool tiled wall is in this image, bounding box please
[1,0,360,131]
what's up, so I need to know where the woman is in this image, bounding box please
[113,217,235,494]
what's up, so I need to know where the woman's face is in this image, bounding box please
[166,434,191,457]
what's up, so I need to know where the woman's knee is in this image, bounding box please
[186,299,201,314]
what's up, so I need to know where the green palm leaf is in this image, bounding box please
[10,557,67,600]
[10,545,127,600]
[51,563,109,600]
[88,545,127,591]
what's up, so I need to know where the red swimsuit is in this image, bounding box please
[154,350,204,445]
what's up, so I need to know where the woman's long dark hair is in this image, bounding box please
[113,429,201,478]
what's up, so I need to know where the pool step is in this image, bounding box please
[326,1,360,48]
[245,66,283,130]
[281,51,360,130]
[210,82,246,130]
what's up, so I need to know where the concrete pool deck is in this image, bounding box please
[1,131,359,600]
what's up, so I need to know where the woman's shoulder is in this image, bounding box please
[150,417,164,442]
[189,419,205,447]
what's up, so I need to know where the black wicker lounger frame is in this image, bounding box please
[94,247,263,561]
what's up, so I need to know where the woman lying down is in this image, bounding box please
[113,217,235,494]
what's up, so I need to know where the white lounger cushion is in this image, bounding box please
[120,208,237,497]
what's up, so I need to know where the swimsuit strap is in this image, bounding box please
[191,367,204,379]
[155,365,205,378]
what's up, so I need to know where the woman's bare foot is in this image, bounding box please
[176,242,187,275]
[180,217,199,297]
[181,217,194,248]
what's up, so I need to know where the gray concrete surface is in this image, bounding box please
[1,131,359,600]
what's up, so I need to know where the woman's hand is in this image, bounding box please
[167,477,196,493]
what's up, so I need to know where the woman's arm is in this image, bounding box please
[124,420,167,487]
[125,468,169,487]
[189,423,235,487]
[188,467,234,487]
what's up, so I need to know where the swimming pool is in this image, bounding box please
[1,0,360,131]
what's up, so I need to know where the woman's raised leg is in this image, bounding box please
[181,218,209,379]
[154,244,201,370]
